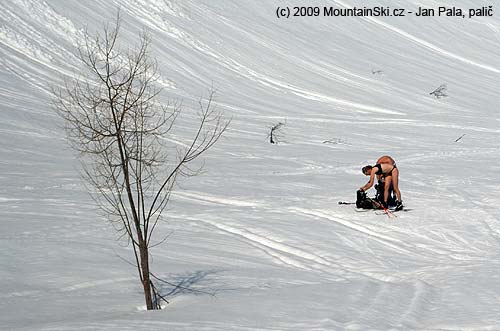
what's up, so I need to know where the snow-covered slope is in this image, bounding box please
[2,0,500,330]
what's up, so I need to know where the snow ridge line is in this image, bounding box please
[396,280,436,327]
[189,217,353,279]
[191,217,407,283]
[289,207,484,262]
[173,191,260,207]
[201,219,331,266]
[288,207,405,249]
[0,277,135,299]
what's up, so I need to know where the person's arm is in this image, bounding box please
[360,170,376,191]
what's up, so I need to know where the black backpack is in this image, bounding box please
[356,190,380,209]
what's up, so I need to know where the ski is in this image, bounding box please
[354,207,371,212]
[374,208,411,215]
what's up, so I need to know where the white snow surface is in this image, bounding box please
[1,0,500,330]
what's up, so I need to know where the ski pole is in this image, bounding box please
[374,200,397,218]
[383,207,397,218]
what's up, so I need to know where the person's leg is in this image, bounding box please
[392,168,401,202]
[383,175,392,206]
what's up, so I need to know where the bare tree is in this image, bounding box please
[53,15,229,310]
[429,84,448,98]
[268,121,286,144]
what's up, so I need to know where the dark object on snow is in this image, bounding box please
[356,190,380,209]
[429,84,447,98]
[268,121,285,144]
[454,134,466,143]
[356,179,397,210]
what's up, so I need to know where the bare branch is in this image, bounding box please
[429,84,448,98]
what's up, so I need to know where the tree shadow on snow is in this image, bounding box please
[155,270,220,298]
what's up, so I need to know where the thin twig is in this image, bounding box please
[455,134,466,142]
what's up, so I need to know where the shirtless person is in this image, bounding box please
[360,155,403,210]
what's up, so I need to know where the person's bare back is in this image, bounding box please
[376,155,395,165]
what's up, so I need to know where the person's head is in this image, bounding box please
[362,165,373,176]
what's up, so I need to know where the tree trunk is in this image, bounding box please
[139,239,154,310]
